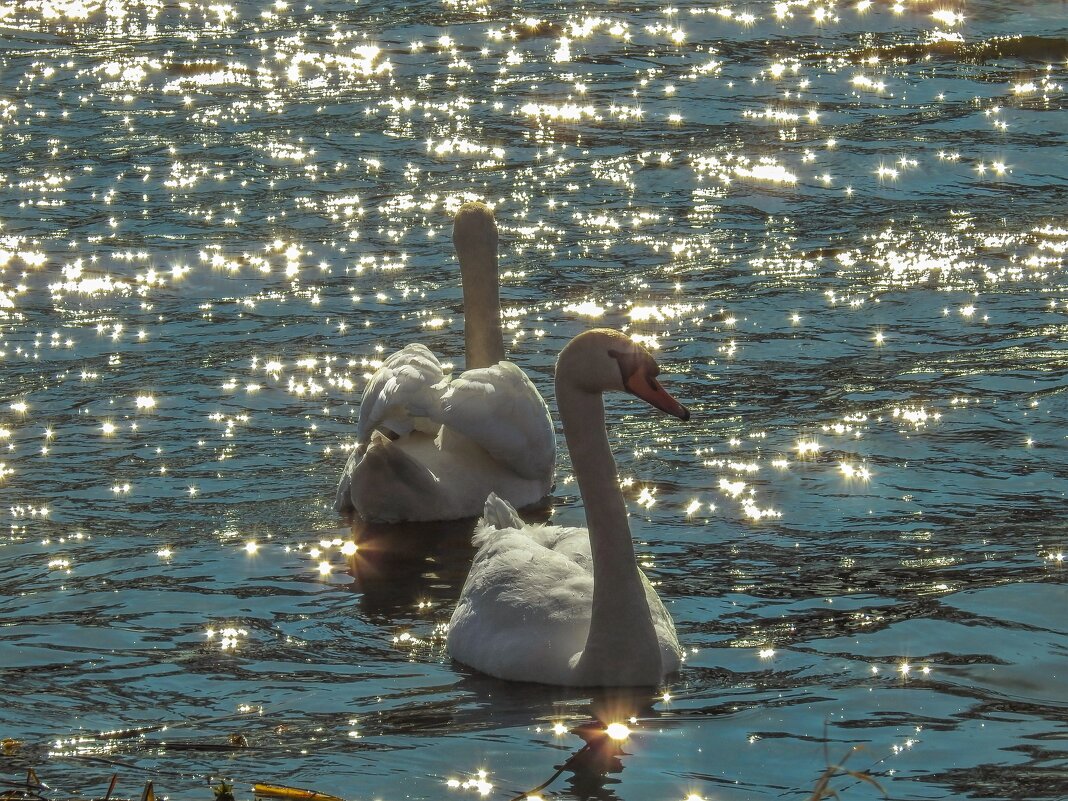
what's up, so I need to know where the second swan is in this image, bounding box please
[334,202,555,522]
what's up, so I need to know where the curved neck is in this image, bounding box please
[556,379,661,683]
[457,240,505,370]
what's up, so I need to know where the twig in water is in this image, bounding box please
[808,746,887,801]
[505,743,592,801]
[0,768,48,801]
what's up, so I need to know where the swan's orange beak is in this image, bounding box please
[625,372,690,421]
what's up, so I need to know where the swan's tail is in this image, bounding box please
[480,493,524,531]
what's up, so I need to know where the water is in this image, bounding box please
[1,0,1066,798]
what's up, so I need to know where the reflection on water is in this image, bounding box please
[1,0,1067,798]
[347,517,479,620]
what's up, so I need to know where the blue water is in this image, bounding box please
[1,1,1066,799]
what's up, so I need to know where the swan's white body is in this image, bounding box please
[448,329,689,687]
[334,344,554,522]
[334,203,555,522]
[448,494,682,686]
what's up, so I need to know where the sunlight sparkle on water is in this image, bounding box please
[565,300,606,318]
[719,478,746,498]
[450,770,492,796]
[852,75,887,93]
[931,9,965,26]
[206,627,247,651]
[605,723,631,740]
[840,462,872,481]
[734,162,797,185]
[742,498,781,521]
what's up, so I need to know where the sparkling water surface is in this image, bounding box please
[1,0,1066,799]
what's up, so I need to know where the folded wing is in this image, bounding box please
[449,503,593,683]
[437,361,555,481]
[355,344,446,445]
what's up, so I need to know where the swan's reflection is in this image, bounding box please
[448,677,658,801]
[343,516,478,619]
[516,688,662,801]
[345,507,655,801]
[543,721,629,801]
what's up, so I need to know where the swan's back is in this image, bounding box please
[335,351,554,521]
[448,502,594,685]
[438,361,555,482]
[447,496,682,686]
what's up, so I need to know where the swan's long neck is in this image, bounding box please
[457,237,505,370]
[556,381,662,684]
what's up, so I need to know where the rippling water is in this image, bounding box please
[1,0,1066,798]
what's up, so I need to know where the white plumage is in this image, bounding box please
[334,345,555,522]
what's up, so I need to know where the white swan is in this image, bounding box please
[334,202,555,523]
[447,329,689,687]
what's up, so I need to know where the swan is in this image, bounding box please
[447,329,690,687]
[334,202,555,522]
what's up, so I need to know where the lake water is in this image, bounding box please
[1,0,1066,799]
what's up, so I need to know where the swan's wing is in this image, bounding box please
[641,573,683,673]
[448,518,592,684]
[475,495,592,567]
[478,493,526,533]
[437,361,555,481]
[355,344,446,445]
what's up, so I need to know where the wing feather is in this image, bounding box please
[355,344,446,444]
[450,518,592,682]
[438,361,555,480]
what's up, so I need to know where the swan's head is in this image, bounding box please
[557,329,690,421]
[453,201,499,265]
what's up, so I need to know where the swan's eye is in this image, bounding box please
[607,347,637,380]
[641,353,661,379]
